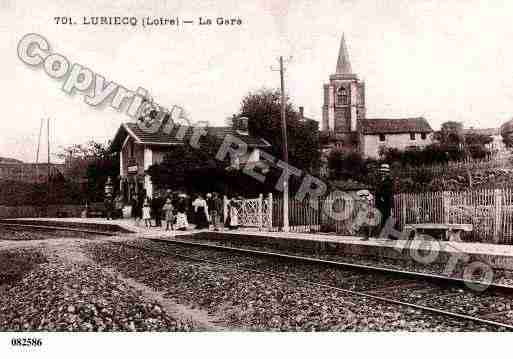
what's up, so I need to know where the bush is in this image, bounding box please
[380,142,488,168]
[327,150,367,180]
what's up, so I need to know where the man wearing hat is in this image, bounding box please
[207,193,223,231]
[375,163,393,233]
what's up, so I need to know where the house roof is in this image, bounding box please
[0,157,23,163]
[110,122,271,152]
[463,128,499,136]
[361,117,433,135]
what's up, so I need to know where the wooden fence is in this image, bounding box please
[393,188,513,244]
[270,193,367,234]
[0,205,84,219]
[230,192,363,234]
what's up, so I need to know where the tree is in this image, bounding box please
[328,150,367,180]
[434,121,464,145]
[238,88,320,173]
[501,120,513,148]
[146,131,229,193]
[57,140,119,202]
[57,140,111,163]
[432,121,492,162]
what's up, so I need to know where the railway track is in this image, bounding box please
[120,237,513,330]
[2,222,513,330]
[0,222,118,237]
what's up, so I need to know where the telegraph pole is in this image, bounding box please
[47,118,51,205]
[47,118,50,179]
[279,56,289,232]
[271,56,292,232]
[35,118,43,182]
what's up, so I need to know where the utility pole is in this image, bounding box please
[36,118,43,182]
[271,56,292,232]
[47,118,51,204]
[279,56,289,232]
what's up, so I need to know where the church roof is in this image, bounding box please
[336,34,353,74]
[361,117,433,134]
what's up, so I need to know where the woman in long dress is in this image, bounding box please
[175,195,189,230]
[225,197,240,230]
[192,194,209,229]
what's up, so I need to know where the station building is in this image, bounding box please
[110,118,271,199]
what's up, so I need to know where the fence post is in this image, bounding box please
[400,194,406,229]
[258,193,263,231]
[494,188,503,243]
[268,193,273,231]
[442,191,450,224]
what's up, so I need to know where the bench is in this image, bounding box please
[404,223,473,242]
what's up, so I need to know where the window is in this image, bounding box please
[410,133,416,140]
[129,141,134,157]
[336,86,349,105]
[379,134,386,142]
[421,133,427,140]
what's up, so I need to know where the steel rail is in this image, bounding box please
[2,223,512,330]
[110,240,513,331]
[0,222,117,236]
[147,236,513,295]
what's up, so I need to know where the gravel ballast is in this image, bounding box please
[85,239,502,331]
[0,243,195,331]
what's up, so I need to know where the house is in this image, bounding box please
[110,118,271,199]
[321,34,434,159]
[359,117,433,158]
[464,127,505,154]
[0,160,65,184]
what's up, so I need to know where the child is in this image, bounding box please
[163,198,175,231]
[142,197,151,228]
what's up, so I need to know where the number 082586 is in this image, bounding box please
[11,338,42,346]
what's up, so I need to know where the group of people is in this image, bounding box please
[129,190,231,231]
[103,193,124,220]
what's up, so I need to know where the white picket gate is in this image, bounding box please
[223,194,273,230]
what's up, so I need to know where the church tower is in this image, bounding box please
[322,35,366,136]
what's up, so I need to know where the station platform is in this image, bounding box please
[2,217,513,271]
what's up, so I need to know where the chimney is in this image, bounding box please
[231,114,239,129]
[232,115,249,132]
[299,106,304,120]
[239,116,248,131]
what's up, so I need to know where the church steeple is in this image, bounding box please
[335,34,352,74]
[323,33,365,134]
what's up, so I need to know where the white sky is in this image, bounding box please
[1,0,513,162]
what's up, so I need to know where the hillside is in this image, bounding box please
[0,157,23,163]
